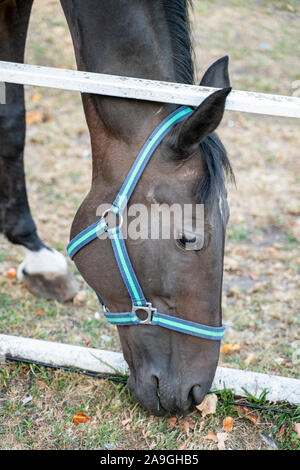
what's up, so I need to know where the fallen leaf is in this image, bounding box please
[274,357,286,366]
[223,416,234,432]
[177,417,195,433]
[32,92,42,102]
[167,417,177,428]
[286,4,295,12]
[294,423,300,439]
[221,344,240,354]
[34,308,45,318]
[178,441,187,450]
[276,425,285,439]
[203,431,218,443]
[73,412,90,426]
[26,111,43,124]
[216,432,228,450]
[43,112,53,122]
[249,272,259,280]
[121,418,132,427]
[196,394,218,417]
[244,353,255,366]
[251,282,266,293]
[21,365,30,375]
[265,247,277,254]
[235,405,260,425]
[7,267,16,279]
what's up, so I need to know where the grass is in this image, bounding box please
[227,224,249,242]
[1,359,299,450]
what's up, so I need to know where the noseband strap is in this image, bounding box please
[67,106,226,341]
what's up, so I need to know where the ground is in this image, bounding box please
[0,0,299,450]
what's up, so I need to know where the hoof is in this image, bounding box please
[21,269,79,302]
[17,247,79,302]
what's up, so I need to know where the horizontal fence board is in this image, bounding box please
[0,61,299,118]
[1,334,299,405]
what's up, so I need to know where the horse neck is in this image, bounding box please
[66,0,188,181]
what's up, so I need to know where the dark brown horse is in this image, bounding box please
[0,0,233,415]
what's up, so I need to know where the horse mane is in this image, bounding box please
[162,0,194,85]
[162,0,234,204]
[197,134,234,204]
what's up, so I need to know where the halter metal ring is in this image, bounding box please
[101,207,124,231]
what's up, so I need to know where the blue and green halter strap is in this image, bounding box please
[67,105,226,341]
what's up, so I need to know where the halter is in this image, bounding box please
[67,106,226,341]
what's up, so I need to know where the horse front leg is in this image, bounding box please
[0,0,78,302]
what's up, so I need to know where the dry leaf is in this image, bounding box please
[235,405,260,425]
[7,267,16,279]
[251,282,266,293]
[178,441,187,450]
[245,412,260,425]
[221,344,240,354]
[245,353,255,366]
[223,416,234,432]
[276,425,285,439]
[177,417,195,433]
[73,412,90,426]
[294,423,300,439]
[26,111,43,124]
[21,365,30,375]
[265,247,277,254]
[121,418,132,427]
[43,112,53,122]
[34,308,45,318]
[167,417,177,428]
[286,4,295,12]
[216,432,228,450]
[196,394,218,417]
[32,93,42,103]
[203,431,218,443]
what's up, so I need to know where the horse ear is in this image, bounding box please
[175,87,231,155]
[200,56,230,88]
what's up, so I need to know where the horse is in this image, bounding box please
[0,0,233,415]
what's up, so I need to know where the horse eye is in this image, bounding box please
[176,232,198,250]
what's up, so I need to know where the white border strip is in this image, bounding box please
[1,334,299,405]
[0,61,299,118]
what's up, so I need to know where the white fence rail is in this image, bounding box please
[0,61,299,118]
[1,334,299,405]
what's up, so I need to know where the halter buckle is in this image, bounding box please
[132,302,157,324]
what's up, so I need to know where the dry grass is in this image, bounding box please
[0,0,299,450]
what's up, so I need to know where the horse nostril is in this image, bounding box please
[191,384,206,405]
